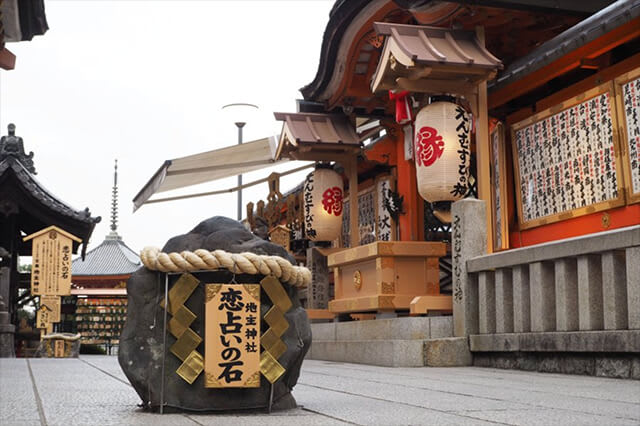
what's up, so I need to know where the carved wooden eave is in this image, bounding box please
[273,112,362,162]
[370,22,503,104]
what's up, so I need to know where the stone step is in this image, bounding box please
[307,337,472,368]
[311,316,453,342]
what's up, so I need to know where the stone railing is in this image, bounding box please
[452,199,640,339]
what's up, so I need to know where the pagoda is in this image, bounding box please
[70,160,140,352]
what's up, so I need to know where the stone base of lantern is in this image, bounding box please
[327,241,446,314]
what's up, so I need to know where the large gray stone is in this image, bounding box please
[424,337,472,366]
[118,216,311,412]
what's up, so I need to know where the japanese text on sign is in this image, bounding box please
[24,227,79,296]
[514,91,619,224]
[622,76,640,195]
[205,284,261,388]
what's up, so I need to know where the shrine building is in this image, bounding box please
[134,0,640,377]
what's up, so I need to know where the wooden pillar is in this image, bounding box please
[348,156,359,248]
[395,128,419,241]
[475,26,494,254]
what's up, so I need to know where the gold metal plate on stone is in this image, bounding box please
[258,275,292,384]
[159,273,204,384]
[204,284,261,388]
[176,351,204,385]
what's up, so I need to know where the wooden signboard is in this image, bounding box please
[614,67,640,204]
[375,175,398,242]
[204,284,261,388]
[23,226,81,296]
[490,123,509,250]
[40,295,61,323]
[54,340,66,358]
[511,83,625,229]
[36,304,53,329]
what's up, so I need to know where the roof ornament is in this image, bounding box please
[107,159,122,240]
[0,123,36,174]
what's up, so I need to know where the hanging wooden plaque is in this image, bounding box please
[204,284,261,388]
[511,83,625,229]
[23,226,81,296]
[614,66,640,204]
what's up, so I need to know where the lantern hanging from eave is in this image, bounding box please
[414,100,471,203]
[303,166,343,241]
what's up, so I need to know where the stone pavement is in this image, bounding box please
[1,356,639,425]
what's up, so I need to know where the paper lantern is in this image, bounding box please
[414,101,471,203]
[303,167,343,241]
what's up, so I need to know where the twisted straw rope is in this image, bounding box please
[140,247,311,288]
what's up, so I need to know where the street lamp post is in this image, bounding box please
[222,103,258,221]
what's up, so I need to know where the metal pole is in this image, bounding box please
[236,122,245,221]
[160,273,168,414]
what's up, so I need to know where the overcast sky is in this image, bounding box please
[1,0,333,255]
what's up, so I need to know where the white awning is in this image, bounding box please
[133,136,310,211]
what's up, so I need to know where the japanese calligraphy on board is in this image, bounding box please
[340,176,397,248]
[23,226,81,296]
[614,67,640,204]
[511,83,625,229]
[375,175,397,242]
[490,123,509,250]
[205,284,261,388]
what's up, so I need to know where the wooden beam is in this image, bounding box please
[476,26,493,254]
[0,47,16,70]
[348,156,359,248]
[489,16,640,109]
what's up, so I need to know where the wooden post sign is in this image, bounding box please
[40,295,61,323]
[36,304,53,329]
[204,284,261,388]
[23,226,81,296]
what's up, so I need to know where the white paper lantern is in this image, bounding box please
[414,101,471,203]
[303,167,343,241]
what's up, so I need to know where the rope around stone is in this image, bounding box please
[140,247,311,288]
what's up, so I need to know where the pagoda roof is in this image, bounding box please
[72,235,140,276]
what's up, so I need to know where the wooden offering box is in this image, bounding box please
[327,241,446,313]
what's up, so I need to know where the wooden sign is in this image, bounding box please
[54,340,65,358]
[490,123,509,250]
[204,284,261,388]
[511,83,625,229]
[268,225,290,253]
[23,226,81,296]
[36,304,53,329]
[615,67,640,204]
[40,295,61,323]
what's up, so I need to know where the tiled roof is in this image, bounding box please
[72,235,140,276]
[0,158,99,225]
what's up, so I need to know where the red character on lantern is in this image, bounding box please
[415,126,445,167]
[322,187,343,216]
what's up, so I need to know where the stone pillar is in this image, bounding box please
[306,247,329,309]
[0,267,10,313]
[452,199,486,337]
[601,251,627,330]
[626,246,640,330]
[555,258,578,331]
[577,254,604,330]
[495,268,513,333]
[0,295,15,357]
[478,271,495,334]
[529,261,555,332]
[512,264,530,333]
